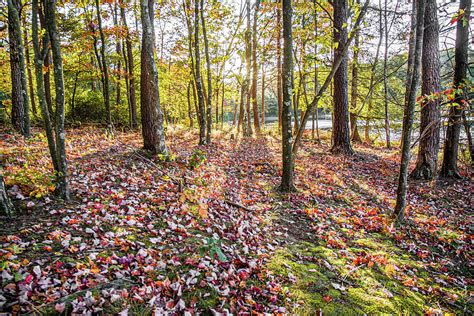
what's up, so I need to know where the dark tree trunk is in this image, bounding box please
[32,0,58,174]
[187,80,194,127]
[39,8,53,117]
[411,0,441,180]
[251,0,261,134]
[331,0,353,155]
[140,0,167,154]
[23,25,37,117]
[276,0,283,131]
[121,5,138,129]
[261,64,265,127]
[45,0,70,200]
[440,0,471,178]
[200,0,212,143]
[71,72,79,119]
[393,0,425,222]
[313,0,320,142]
[383,0,391,149]
[280,0,295,192]
[95,0,112,129]
[194,0,206,144]
[8,0,30,137]
[0,174,14,217]
[350,3,361,143]
[244,0,252,136]
[113,2,122,107]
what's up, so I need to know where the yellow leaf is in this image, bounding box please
[385,264,396,276]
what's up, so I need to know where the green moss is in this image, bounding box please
[266,241,458,315]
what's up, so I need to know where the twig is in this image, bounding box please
[224,199,254,212]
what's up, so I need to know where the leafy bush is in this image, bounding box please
[188,149,206,169]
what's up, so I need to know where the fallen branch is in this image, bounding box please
[224,199,254,212]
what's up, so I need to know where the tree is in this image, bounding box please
[331,0,353,155]
[193,0,206,145]
[411,0,441,180]
[350,0,362,143]
[0,174,14,217]
[251,0,261,134]
[393,0,425,222]
[43,0,70,199]
[140,0,167,154]
[279,0,294,192]
[200,0,212,143]
[7,0,30,137]
[120,2,138,129]
[95,0,112,130]
[439,0,471,178]
[382,0,391,149]
[244,0,252,136]
[276,0,282,131]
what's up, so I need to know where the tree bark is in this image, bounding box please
[411,0,441,180]
[200,0,212,143]
[95,0,112,129]
[439,0,471,178]
[193,0,206,144]
[23,24,37,117]
[121,4,138,129]
[0,174,14,217]
[45,0,70,200]
[350,1,362,143]
[251,0,261,134]
[393,0,425,222]
[244,0,252,136]
[8,0,30,137]
[276,0,283,131]
[383,0,391,149]
[331,0,353,155]
[280,0,295,192]
[140,0,167,154]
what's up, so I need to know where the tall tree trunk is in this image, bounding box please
[0,174,14,217]
[200,0,212,143]
[140,0,167,154]
[194,0,206,144]
[393,0,425,222]
[23,25,37,117]
[95,0,112,129]
[45,0,70,200]
[411,0,441,180]
[251,0,261,134]
[113,2,122,107]
[383,0,391,148]
[39,9,54,117]
[276,0,283,131]
[8,0,30,137]
[187,80,194,127]
[365,0,384,143]
[261,64,265,127]
[331,0,353,155]
[280,0,294,192]
[32,0,58,174]
[121,4,138,129]
[350,0,361,143]
[71,72,79,119]
[244,0,252,136]
[439,0,471,178]
[313,0,320,142]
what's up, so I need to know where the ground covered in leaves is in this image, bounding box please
[1,126,472,315]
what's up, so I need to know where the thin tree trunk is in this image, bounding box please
[32,0,58,174]
[261,64,265,128]
[393,0,425,222]
[251,0,261,134]
[276,0,283,131]
[121,4,138,129]
[313,0,319,142]
[113,2,122,107]
[244,0,252,136]
[194,0,206,144]
[440,0,471,178]
[331,0,353,155]
[140,0,167,154]
[71,72,79,120]
[23,25,37,117]
[280,0,295,192]
[200,0,212,143]
[45,0,70,200]
[95,0,112,130]
[187,80,194,127]
[39,9,53,117]
[350,0,361,143]
[383,0,391,149]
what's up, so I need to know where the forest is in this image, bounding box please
[0,0,472,314]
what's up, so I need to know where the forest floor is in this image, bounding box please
[0,126,472,315]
